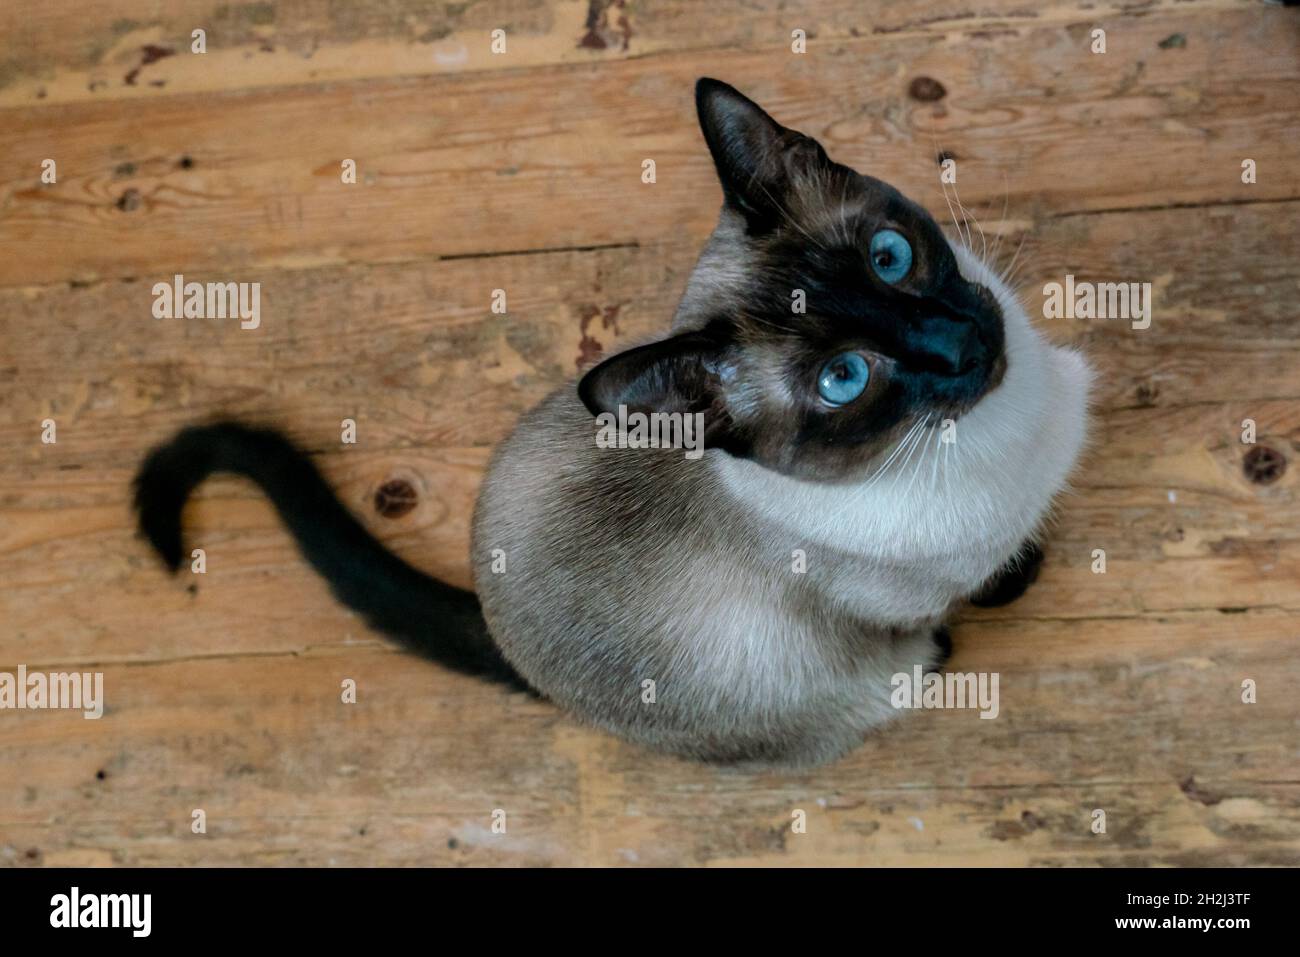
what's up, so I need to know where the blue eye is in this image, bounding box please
[869,228,913,284]
[817,352,871,406]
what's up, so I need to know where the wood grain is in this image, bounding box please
[2,7,1296,285]
[0,0,1255,107]
[1,0,1298,867]
[3,613,1296,866]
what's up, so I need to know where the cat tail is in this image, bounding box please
[133,421,529,691]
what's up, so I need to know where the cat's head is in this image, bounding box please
[579,78,1009,480]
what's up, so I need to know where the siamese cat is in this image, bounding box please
[136,79,1090,768]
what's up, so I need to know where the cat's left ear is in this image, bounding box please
[578,329,734,425]
[695,77,830,230]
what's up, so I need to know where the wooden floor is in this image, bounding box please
[2,0,1298,867]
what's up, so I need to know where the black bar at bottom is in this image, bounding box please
[0,867,1285,942]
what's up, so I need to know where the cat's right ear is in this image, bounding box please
[695,77,829,230]
[578,330,733,427]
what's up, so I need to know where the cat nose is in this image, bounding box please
[910,316,988,376]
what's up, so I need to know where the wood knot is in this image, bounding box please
[1242,445,1285,485]
[908,76,947,102]
[1179,774,1222,806]
[374,478,419,518]
[115,188,142,212]
[1020,810,1045,831]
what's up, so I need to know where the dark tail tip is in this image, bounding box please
[133,429,214,572]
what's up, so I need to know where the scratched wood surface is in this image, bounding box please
[1,0,1298,867]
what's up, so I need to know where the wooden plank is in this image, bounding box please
[1,7,1296,285]
[2,202,1295,456]
[0,0,1254,108]
[2,611,1296,866]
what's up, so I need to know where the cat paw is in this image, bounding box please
[969,540,1044,607]
[927,626,953,674]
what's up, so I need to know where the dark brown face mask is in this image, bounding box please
[579,78,1007,481]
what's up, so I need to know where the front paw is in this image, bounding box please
[969,541,1044,607]
[927,626,953,674]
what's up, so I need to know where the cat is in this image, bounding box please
[136,78,1091,768]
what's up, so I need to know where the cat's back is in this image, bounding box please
[470,385,723,685]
